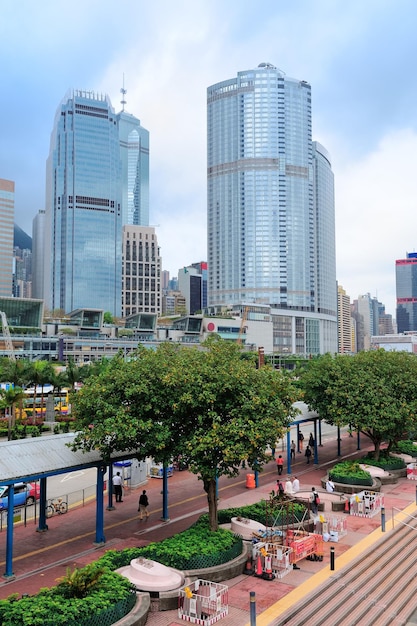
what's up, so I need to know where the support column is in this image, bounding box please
[37,477,48,532]
[161,464,169,521]
[4,485,15,578]
[94,465,106,545]
[287,430,292,474]
[313,419,318,465]
[106,464,115,511]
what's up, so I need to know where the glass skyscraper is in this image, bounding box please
[207,63,337,353]
[396,252,417,332]
[118,110,149,226]
[44,91,149,316]
[0,178,14,297]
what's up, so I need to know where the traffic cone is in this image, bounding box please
[244,553,254,575]
[262,555,274,581]
[255,555,263,577]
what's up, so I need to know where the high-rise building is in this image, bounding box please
[178,262,208,315]
[352,294,373,351]
[118,110,149,226]
[337,285,353,353]
[207,63,337,353]
[396,252,417,333]
[122,225,161,317]
[0,178,14,297]
[32,209,45,301]
[45,91,124,316]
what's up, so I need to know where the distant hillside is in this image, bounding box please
[14,224,32,250]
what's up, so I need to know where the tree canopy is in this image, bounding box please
[301,350,417,459]
[71,338,300,529]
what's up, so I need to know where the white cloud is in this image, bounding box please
[335,128,417,315]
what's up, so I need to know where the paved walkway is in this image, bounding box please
[0,431,416,625]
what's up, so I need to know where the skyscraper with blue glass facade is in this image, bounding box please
[396,252,417,332]
[118,110,149,226]
[207,63,337,353]
[44,90,149,316]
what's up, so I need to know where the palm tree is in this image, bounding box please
[0,358,32,420]
[50,369,69,418]
[0,386,25,440]
[26,361,55,424]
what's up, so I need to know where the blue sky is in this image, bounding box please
[1,0,417,316]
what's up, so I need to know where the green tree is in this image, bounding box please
[0,358,32,419]
[25,361,55,423]
[103,311,114,324]
[301,350,417,459]
[169,338,300,529]
[71,339,299,530]
[50,369,70,417]
[0,386,25,440]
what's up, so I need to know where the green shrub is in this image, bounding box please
[215,500,307,527]
[97,517,242,571]
[358,454,406,470]
[0,570,134,626]
[393,440,417,457]
[329,461,373,486]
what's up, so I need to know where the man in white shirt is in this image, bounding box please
[326,479,335,493]
[284,477,293,496]
[113,471,123,502]
[292,476,300,493]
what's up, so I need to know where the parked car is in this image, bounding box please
[0,482,40,510]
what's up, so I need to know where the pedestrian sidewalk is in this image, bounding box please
[1,433,415,625]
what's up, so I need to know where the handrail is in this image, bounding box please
[391,506,417,531]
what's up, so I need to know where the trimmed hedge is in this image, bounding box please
[329,461,373,486]
[215,500,307,527]
[358,454,406,470]
[0,570,135,626]
[97,517,242,572]
[393,440,417,458]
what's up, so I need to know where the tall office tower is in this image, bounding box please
[44,91,122,316]
[207,64,337,353]
[377,302,394,335]
[352,294,373,351]
[161,270,170,292]
[32,209,45,300]
[121,225,161,317]
[118,110,149,226]
[337,285,353,353]
[0,178,14,297]
[178,261,208,315]
[396,252,417,332]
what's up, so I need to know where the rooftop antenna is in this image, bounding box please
[120,73,127,111]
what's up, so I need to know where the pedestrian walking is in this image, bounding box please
[308,433,315,448]
[310,487,319,514]
[284,477,293,496]
[138,490,149,520]
[276,455,284,475]
[277,480,285,497]
[113,471,123,502]
[292,476,300,493]
[298,431,304,452]
[305,445,312,464]
[290,440,296,459]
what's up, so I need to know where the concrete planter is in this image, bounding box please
[115,545,249,619]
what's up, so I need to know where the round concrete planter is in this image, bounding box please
[114,545,249,622]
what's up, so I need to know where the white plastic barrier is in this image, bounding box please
[317,515,347,540]
[178,579,228,625]
[349,490,384,518]
[406,463,417,480]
